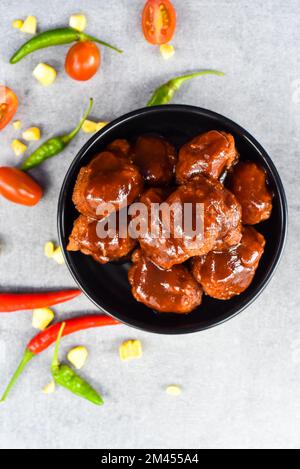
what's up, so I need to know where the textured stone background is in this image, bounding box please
[0,0,299,449]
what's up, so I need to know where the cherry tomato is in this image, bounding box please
[65,41,101,81]
[0,86,18,131]
[0,167,43,207]
[142,0,177,45]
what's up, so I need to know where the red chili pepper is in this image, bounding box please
[1,315,119,402]
[0,290,82,313]
[28,315,119,354]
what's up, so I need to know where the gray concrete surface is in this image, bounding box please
[0,0,299,450]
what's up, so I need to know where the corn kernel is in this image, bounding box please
[166,385,182,396]
[69,14,87,32]
[82,120,108,134]
[22,127,41,141]
[160,44,175,60]
[67,346,88,370]
[52,246,65,265]
[21,16,37,35]
[12,120,22,130]
[11,139,27,156]
[44,241,55,258]
[32,307,55,331]
[12,19,24,30]
[119,340,143,361]
[45,243,65,265]
[33,63,57,86]
[43,380,56,394]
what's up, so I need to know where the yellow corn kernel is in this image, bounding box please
[33,63,57,86]
[119,340,143,361]
[45,243,65,264]
[52,246,65,265]
[12,120,22,130]
[44,241,55,258]
[12,19,24,30]
[69,14,87,32]
[160,44,175,60]
[82,120,108,134]
[43,380,56,394]
[67,346,88,370]
[22,127,41,142]
[32,307,55,331]
[166,385,182,396]
[11,139,27,156]
[20,16,37,35]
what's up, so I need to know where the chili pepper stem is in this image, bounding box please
[0,349,34,403]
[21,99,93,171]
[82,33,123,53]
[62,98,93,145]
[147,70,225,107]
[168,70,225,89]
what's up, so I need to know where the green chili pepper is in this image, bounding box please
[147,70,225,107]
[21,98,93,171]
[51,323,104,406]
[10,27,123,64]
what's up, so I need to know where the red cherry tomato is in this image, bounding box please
[142,0,177,45]
[65,41,101,81]
[0,167,43,207]
[0,86,18,131]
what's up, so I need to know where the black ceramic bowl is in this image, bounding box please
[58,105,287,334]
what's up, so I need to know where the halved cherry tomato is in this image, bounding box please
[142,0,177,45]
[0,86,18,131]
[65,41,101,81]
[0,167,43,207]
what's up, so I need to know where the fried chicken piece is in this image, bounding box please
[128,249,203,314]
[131,176,242,269]
[106,139,131,158]
[192,226,266,300]
[131,187,189,269]
[163,176,241,265]
[130,135,177,186]
[72,151,143,220]
[227,161,273,225]
[68,213,136,264]
[176,131,238,183]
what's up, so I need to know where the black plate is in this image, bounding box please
[58,105,288,334]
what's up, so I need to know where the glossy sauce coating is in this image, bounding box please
[73,150,143,220]
[128,249,203,314]
[134,187,190,269]
[69,131,269,313]
[67,214,136,264]
[176,131,238,183]
[130,135,177,186]
[133,176,242,269]
[106,139,131,159]
[192,226,266,300]
[163,176,242,262]
[227,162,273,225]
